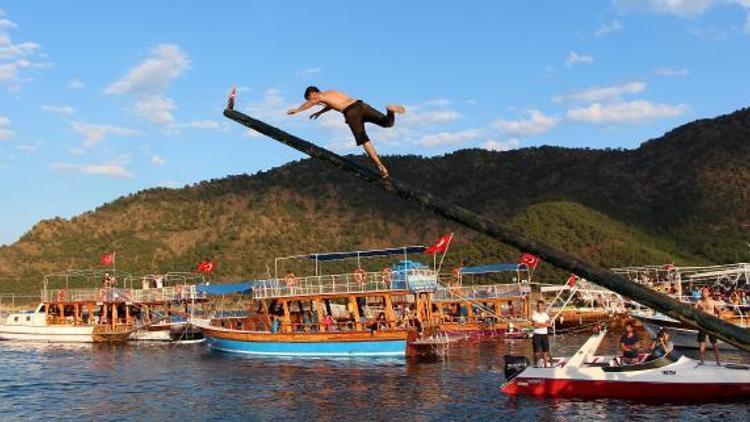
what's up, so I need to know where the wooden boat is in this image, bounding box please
[501,329,750,400]
[0,270,206,343]
[192,246,439,357]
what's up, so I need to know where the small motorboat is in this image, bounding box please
[500,330,750,401]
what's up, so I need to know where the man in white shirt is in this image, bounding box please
[531,300,552,367]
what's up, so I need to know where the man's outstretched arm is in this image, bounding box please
[309,106,332,120]
[287,100,318,115]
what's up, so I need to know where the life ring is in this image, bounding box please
[56,289,67,302]
[353,268,366,286]
[285,273,297,287]
[97,288,107,301]
[381,267,394,287]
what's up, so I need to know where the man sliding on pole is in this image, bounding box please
[287,86,405,178]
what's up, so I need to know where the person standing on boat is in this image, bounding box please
[695,287,722,365]
[287,86,406,178]
[531,300,552,368]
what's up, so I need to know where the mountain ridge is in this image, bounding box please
[1,107,748,294]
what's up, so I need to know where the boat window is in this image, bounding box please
[14,316,19,322]
[26,316,30,321]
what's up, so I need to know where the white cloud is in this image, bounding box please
[295,67,322,77]
[0,11,45,89]
[105,44,189,126]
[654,66,690,77]
[554,81,646,103]
[0,18,17,31]
[595,20,624,37]
[566,52,594,66]
[150,154,167,166]
[68,146,86,156]
[52,162,134,179]
[41,105,75,117]
[418,129,481,147]
[614,0,716,16]
[246,88,294,123]
[493,110,559,137]
[482,139,520,152]
[133,94,176,125]
[14,144,38,153]
[424,98,451,107]
[105,44,189,95]
[68,78,84,90]
[175,120,222,130]
[70,121,139,147]
[401,109,461,126]
[567,100,689,124]
[0,115,14,140]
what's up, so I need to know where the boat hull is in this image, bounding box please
[501,378,750,401]
[196,321,409,357]
[0,324,95,343]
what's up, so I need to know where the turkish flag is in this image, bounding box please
[663,263,675,271]
[425,234,452,255]
[197,260,216,274]
[101,253,115,266]
[567,274,577,288]
[519,253,540,268]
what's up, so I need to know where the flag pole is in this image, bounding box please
[113,251,116,287]
[436,233,454,273]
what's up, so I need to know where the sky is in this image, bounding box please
[1,1,749,245]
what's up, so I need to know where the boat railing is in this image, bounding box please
[432,284,522,301]
[43,285,207,303]
[251,269,437,299]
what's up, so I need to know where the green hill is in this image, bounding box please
[2,107,749,295]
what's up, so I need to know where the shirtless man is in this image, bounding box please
[287,86,405,178]
[694,287,722,365]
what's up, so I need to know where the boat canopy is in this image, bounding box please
[196,281,256,296]
[460,263,521,275]
[286,246,426,262]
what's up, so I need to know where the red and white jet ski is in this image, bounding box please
[501,330,750,401]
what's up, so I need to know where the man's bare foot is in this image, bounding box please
[378,164,390,179]
[387,105,406,114]
[227,86,237,110]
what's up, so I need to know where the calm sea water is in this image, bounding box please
[0,334,748,421]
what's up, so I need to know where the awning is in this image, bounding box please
[196,281,256,296]
[460,263,521,275]
[292,246,426,262]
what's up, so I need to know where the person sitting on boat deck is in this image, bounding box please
[695,287,722,366]
[531,300,552,368]
[322,314,335,332]
[619,321,641,365]
[376,312,388,330]
[286,86,406,178]
[270,315,281,334]
[649,327,670,359]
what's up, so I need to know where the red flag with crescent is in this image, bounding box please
[425,234,453,255]
[197,260,216,274]
[519,253,540,269]
[101,253,115,266]
[567,273,577,288]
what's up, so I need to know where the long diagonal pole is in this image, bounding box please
[223,108,750,352]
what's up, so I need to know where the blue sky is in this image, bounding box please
[1,1,749,245]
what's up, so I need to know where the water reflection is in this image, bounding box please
[0,334,748,420]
